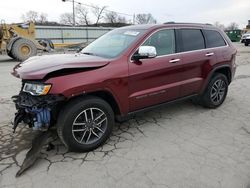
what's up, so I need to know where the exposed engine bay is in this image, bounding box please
[12,90,65,177]
[12,91,65,132]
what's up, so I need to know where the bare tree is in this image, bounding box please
[39,13,48,23]
[117,16,127,23]
[214,21,226,31]
[21,11,39,22]
[226,22,239,30]
[21,11,49,23]
[105,11,128,25]
[60,13,75,25]
[92,5,107,25]
[76,5,91,25]
[135,13,157,24]
[105,11,118,24]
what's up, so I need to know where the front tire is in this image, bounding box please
[7,50,14,59]
[200,73,228,108]
[57,96,114,152]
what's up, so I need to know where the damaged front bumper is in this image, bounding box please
[12,92,65,132]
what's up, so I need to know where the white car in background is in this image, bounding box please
[241,32,250,46]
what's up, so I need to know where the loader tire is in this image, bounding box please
[7,50,14,59]
[0,27,3,39]
[11,38,37,61]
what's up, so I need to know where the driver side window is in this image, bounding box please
[142,29,176,56]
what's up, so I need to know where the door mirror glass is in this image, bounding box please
[133,46,157,61]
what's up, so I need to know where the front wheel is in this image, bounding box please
[199,73,228,108]
[11,38,37,61]
[7,50,14,59]
[57,96,114,152]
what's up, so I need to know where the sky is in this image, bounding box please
[0,0,249,28]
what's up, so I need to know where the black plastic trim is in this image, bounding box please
[116,94,197,122]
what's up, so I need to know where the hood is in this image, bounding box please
[12,53,110,80]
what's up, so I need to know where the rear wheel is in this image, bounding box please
[199,73,228,108]
[245,42,249,46]
[57,96,114,152]
[11,38,37,61]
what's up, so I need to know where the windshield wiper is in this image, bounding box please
[82,52,95,55]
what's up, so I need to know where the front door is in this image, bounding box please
[128,29,183,112]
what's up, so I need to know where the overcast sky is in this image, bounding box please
[0,0,249,28]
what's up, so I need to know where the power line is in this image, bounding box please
[64,0,134,17]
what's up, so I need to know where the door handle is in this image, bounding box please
[205,52,214,57]
[169,58,180,63]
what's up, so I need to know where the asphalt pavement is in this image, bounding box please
[0,43,250,188]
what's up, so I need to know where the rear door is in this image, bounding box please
[203,29,229,63]
[176,28,217,97]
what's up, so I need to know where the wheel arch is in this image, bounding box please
[65,90,122,117]
[201,65,232,94]
[214,66,232,84]
[88,90,121,116]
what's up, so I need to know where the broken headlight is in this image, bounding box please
[23,83,52,96]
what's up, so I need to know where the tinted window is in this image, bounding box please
[204,30,226,48]
[142,29,175,56]
[179,29,205,52]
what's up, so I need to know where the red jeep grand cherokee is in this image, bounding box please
[12,23,237,152]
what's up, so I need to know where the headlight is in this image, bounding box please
[23,83,52,96]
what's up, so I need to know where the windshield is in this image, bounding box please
[81,29,146,58]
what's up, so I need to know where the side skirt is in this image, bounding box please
[116,94,198,122]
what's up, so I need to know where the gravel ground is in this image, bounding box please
[0,43,250,188]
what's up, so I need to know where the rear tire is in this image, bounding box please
[245,42,249,46]
[199,73,228,108]
[57,96,114,152]
[11,38,37,61]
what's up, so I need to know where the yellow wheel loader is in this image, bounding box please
[0,21,52,61]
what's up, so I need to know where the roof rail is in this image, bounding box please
[164,22,213,26]
[164,21,175,24]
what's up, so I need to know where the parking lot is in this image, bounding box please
[0,43,250,188]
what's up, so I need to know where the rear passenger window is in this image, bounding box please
[179,29,205,52]
[204,30,226,48]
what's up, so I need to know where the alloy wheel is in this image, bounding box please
[210,79,226,104]
[72,107,107,145]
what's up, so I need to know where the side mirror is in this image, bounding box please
[132,46,157,61]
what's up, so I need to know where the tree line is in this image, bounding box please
[213,21,240,31]
[21,8,240,30]
[21,5,157,27]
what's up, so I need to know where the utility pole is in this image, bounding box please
[72,0,75,26]
[62,0,76,26]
